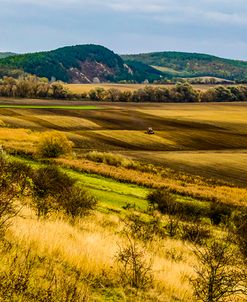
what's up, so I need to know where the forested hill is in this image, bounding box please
[0,45,163,83]
[122,51,247,82]
[0,52,17,59]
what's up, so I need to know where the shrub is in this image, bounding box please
[147,189,176,214]
[31,166,96,219]
[148,189,208,222]
[59,186,97,219]
[31,166,75,217]
[123,213,165,242]
[37,131,73,158]
[86,151,134,168]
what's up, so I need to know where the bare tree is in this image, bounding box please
[191,237,247,302]
[116,233,153,291]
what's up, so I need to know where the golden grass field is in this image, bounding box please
[8,208,196,302]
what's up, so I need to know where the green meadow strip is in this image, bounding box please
[0,105,100,110]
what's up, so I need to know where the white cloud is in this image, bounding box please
[0,0,246,58]
[1,0,246,26]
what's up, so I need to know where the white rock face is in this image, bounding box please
[93,77,101,83]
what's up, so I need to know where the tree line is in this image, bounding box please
[0,75,247,103]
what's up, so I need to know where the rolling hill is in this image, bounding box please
[0,45,163,83]
[122,51,247,82]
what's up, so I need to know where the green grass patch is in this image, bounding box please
[9,155,149,211]
[65,169,149,210]
[0,105,100,110]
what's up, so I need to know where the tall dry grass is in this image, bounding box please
[7,207,199,301]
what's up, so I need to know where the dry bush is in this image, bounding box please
[234,210,247,260]
[208,202,232,225]
[37,131,73,158]
[59,186,97,219]
[116,236,153,291]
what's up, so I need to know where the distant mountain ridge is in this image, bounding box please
[122,51,247,82]
[0,45,247,83]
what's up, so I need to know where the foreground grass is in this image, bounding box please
[4,209,196,302]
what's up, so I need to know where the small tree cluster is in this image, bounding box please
[88,83,200,103]
[201,85,247,102]
[0,76,69,99]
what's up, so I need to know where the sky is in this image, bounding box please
[0,0,246,60]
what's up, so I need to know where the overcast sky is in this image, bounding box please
[0,0,246,59]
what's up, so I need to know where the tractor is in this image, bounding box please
[147,127,155,135]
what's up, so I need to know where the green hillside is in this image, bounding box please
[0,45,163,83]
[122,51,247,82]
